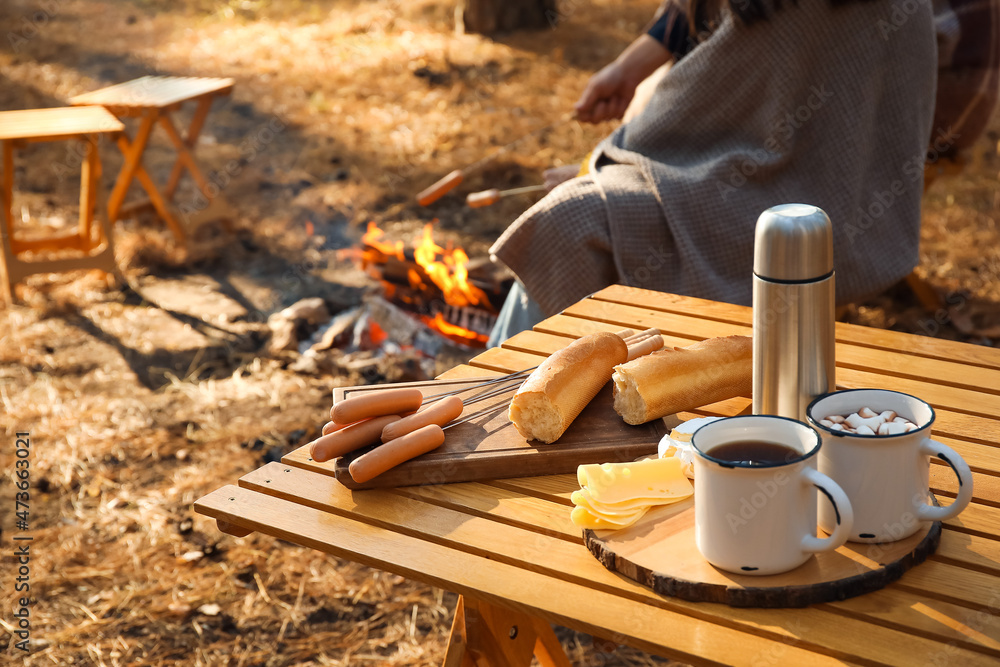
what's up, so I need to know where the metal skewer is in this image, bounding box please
[436,327,656,428]
[459,377,525,407]
[466,184,548,208]
[443,403,509,430]
[443,389,519,430]
[416,112,576,206]
[421,367,537,404]
[419,328,640,409]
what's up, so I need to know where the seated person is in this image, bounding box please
[487,0,937,346]
[542,1,695,190]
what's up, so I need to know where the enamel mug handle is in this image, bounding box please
[801,467,854,554]
[917,438,974,521]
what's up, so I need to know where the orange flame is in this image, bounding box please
[362,221,405,261]
[413,224,489,308]
[357,221,493,345]
[422,313,489,345]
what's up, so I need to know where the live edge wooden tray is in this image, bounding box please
[585,496,942,608]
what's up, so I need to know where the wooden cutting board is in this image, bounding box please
[282,376,669,489]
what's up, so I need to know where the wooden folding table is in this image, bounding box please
[69,75,234,246]
[196,285,1000,665]
[0,106,124,303]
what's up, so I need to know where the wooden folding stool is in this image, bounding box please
[0,106,124,304]
[70,76,235,247]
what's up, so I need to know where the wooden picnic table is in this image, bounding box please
[195,285,1000,666]
[69,76,235,245]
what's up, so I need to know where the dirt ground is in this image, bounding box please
[0,1,998,665]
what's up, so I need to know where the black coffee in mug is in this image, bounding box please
[708,440,800,466]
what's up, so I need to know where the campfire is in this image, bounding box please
[354,221,511,346]
[271,224,511,380]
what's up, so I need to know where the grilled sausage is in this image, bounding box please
[310,415,401,462]
[331,388,423,425]
[348,424,446,483]
[381,396,464,442]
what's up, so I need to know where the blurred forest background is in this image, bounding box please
[1,0,998,665]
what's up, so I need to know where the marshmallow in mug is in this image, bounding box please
[820,407,918,436]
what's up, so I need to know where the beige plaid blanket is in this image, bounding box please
[491,0,937,314]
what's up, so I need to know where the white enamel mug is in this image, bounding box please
[807,389,974,543]
[691,416,854,575]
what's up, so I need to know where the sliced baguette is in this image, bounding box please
[509,332,628,443]
[612,335,752,425]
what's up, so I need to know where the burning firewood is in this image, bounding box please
[343,222,512,346]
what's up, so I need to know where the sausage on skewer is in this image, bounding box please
[381,396,464,442]
[349,425,447,483]
[331,388,423,425]
[311,415,402,462]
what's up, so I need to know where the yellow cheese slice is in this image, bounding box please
[577,457,692,505]
[571,489,654,518]
[570,505,649,530]
[572,487,690,514]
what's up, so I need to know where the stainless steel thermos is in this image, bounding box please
[752,204,836,420]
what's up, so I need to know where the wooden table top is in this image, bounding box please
[195,285,1000,666]
[0,106,124,142]
[69,75,234,111]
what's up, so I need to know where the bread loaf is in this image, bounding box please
[612,335,752,425]
[509,332,628,443]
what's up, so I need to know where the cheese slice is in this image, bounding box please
[571,489,654,517]
[571,505,650,530]
[577,457,692,505]
[572,487,689,515]
[570,457,693,531]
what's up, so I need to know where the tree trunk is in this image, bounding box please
[461,0,558,35]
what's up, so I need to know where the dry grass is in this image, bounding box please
[0,0,997,665]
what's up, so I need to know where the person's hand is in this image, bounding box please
[543,164,581,191]
[574,62,638,124]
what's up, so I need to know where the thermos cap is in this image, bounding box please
[753,204,834,281]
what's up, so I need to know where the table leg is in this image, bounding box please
[442,595,571,667]
[110,113,187,245]
[442,596,477,667]
[91,134,121,288]
[108,111,156,225]
[0,140,15,303]
[79,136,98,249]
[131,161,186,244]
[530,617,573,667]
[161,97,213,200]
